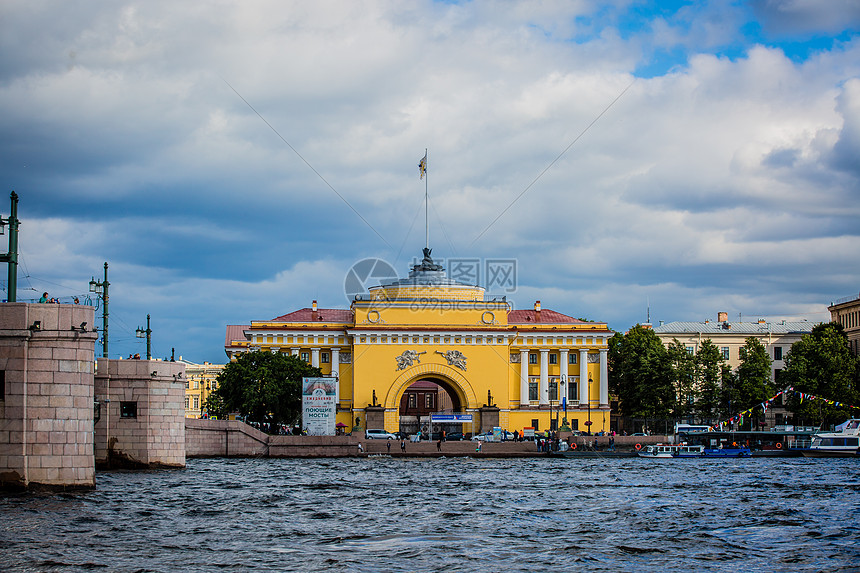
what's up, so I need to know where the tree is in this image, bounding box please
[667,339,695,422]
[735,337,773,429]
[782,322,860,428]
[694,339,723,423]
[205,351,322,431]
[609,325,675,432]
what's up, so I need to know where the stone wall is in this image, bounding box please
[0,303,97,490]
[94,359,186,469]
[185,418,268,457]
[186,418,360,457]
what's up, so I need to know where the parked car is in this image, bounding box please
[445,432,465,441]
[365,429,398,440]
[471,431,514,442]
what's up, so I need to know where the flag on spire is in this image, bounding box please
[419,152,427,179]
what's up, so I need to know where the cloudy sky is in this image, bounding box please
[2,1,859,363]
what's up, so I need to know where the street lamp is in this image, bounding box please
[135,314,152,360]
[559,374,571,432]
[585,377,594,435]
[89,262,109,358]
[0,192,20,302]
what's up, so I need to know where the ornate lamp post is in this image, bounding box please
[135,314,152,359]
[89,263,109,358]
[585,377,594,435]
[0,192,20,302]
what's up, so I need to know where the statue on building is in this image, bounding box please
[435,349,467,371]
[396,349,426,370]
[414,247,444,272]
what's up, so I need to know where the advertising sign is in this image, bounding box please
[492,426,502,442]
[430,414,473,422]
[302,377,337,436]
[523,427,535,439]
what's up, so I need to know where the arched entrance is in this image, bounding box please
[398,377,463,435]
[384,363,477,437]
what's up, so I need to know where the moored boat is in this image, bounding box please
[638,444,702,458]
[801,419,860,458]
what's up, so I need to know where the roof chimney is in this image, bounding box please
[534,300,541,312]
[718,311,728,322]
[312,300,318,311]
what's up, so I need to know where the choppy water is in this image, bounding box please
[2,456,860,572]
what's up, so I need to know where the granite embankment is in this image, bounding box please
[186,419,666,458]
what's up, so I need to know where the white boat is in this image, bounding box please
[637,443,705,458]
[802,419,860,458]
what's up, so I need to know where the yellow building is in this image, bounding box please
[829,292,860,356]
[178,358,225,418]
[225,252,613,436]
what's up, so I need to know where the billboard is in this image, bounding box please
[302,377,337,436]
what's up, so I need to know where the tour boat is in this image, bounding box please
[698,446,751,458]
[802,419,860,458]
[638,444,704,458]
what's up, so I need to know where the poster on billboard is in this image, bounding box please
[302,377,337,436]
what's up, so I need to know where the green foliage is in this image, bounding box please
[609,325,675,422]
[782,322,860,427]
[735,337,774,420]
[667,339,696,420]
[205,351,322,431]
[694,339,723,422]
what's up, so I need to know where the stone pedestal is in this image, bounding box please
[479,406,499,434]
[94,358,186,469]
[365,406,386,431]
[0,303,97,490]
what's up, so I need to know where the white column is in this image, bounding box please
[311,347,320,367]
[579,349,589,406]
[539,349,549,406]
[291,348,299,357]
[599,348,609,406]
[520,349,530,406]
[559,349,569,401]
[330,347,340,378]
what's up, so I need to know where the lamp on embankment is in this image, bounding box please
[135,314,152,360]
[89,262,110,358]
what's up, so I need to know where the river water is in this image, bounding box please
[2,456,859,572]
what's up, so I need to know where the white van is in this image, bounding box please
[365,429,398,440]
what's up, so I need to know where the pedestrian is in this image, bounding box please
[400,439,406,452]
[437,439,442,451]
[609,436,615,451]
[358,442,364,453]
[476,441,482,453]
[387,438,391,453]
[39,292,49,303]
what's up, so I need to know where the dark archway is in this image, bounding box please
[398,377,463,436]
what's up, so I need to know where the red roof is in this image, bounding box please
[225,325,249,346]
[508,309,585,324]
[271,308,354,323]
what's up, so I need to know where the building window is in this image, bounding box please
[301,351,309,362]
[408,394,416,408]
[721,347,730,360]
[549,353,557,364]
[193,397,199,410]
[686,346,694,355]
[550,418,558,431]
[531,419,540,432]
[529,353,538,364]
[212,381,218,389]
[120,401,138,419]
[321,352,329,363]
[773,346,783,361]
[549,379,558,401]
[570,419,578,431]
[184,397,189,409]
[425,394,434,409]
[529,380,539,401]
[567,382,578,401]
[569,354,577,364]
